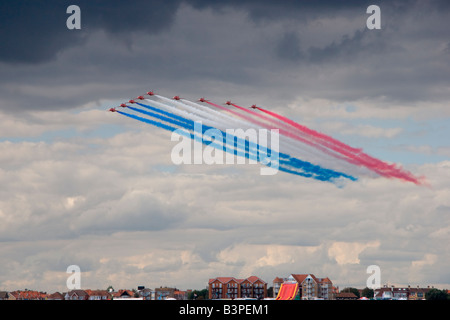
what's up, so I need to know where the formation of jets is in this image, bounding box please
[109,91,258,111]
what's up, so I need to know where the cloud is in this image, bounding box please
[0,1,449,293]
[1,109,449,291]
[0,0,183,64]
[328,241,380,265]
[1,0,449,114]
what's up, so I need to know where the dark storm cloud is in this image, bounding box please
[0,0,182,64]
[0,0,418,64]
[188,0,383,21]
[1,0,449,113]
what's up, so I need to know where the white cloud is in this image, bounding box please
[0,108,449,291]
[328,241,380,265]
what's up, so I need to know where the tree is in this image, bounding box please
[361,287,374,299]
[132,288,140,298]
[341,287,360,298]
[425,288,449,300]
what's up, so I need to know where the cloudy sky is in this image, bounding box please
[0,0,449,293]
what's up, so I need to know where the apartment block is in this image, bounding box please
[208,276,267,299]
[273,274,335,300]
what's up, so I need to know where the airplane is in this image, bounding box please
[128,99,136,104]
[136,95,145,100]
[198,97,208,102]
[146,91,155,96]
[225,101,232,105]
[119,103,127,108]
[173,95,182,100]
[250,104,257,109]
[109,108,117,112]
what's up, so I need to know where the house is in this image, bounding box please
[292,274,319,300]
[85,289,111,300]
[374,286,393,300]
[272,277,286,298]
[336,292,358,300]
[154,287,176,300]
[317,277,334,300]
[0,291,9,300]
[274,274,335,300]
[111,289,135,299]
[137,287,153,300]
[392,287,409,300]
[208,276,267,300]
[407,286,430,300]
[10,290,47,300]
[47,292,65,300]
[7,291,18,300]
[240,276,267,299]
[174,290,189,300]
[209,277,236,299]
[65,289,89,300]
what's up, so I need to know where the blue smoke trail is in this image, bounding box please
[128,105,260,160]
[130,104,357,181]
[117,107,356,182]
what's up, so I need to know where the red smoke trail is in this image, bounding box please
[204,100,352,165]
[253,106,424,185]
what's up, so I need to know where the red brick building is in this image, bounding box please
[208,276,267,299]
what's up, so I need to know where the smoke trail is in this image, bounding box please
[205,100,358,172]
[110,93,423,185]
[254,106,423,185]
[135,99,360,181]
[117,107,356,183]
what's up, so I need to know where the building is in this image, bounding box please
[85,289,111,300]
[408,286,430,300]
[137,287,153,300]
[111,289,135,299]
[154,287,176,300]
[241,276,267,299]
[374,285,432,300]
[272,277,286,298]
[8,290,47,300]
[47,292,65,300]
[274,274,335,300]
[0,291,9,300]
[174,290,190,300]
[65,290,89,300]
[208,276,267,300]
[292,274,318,300]
[318,277,334,300]
[335,292,358,300]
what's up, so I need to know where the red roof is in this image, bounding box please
[291,274,308,283]
[209,277,237,284]
[291,274,320,284]
[13,290,47,300]
[273,277,284,283]
[246,276,267,284]
[209,276,267,285]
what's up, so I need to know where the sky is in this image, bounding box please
[0,0,449,293]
